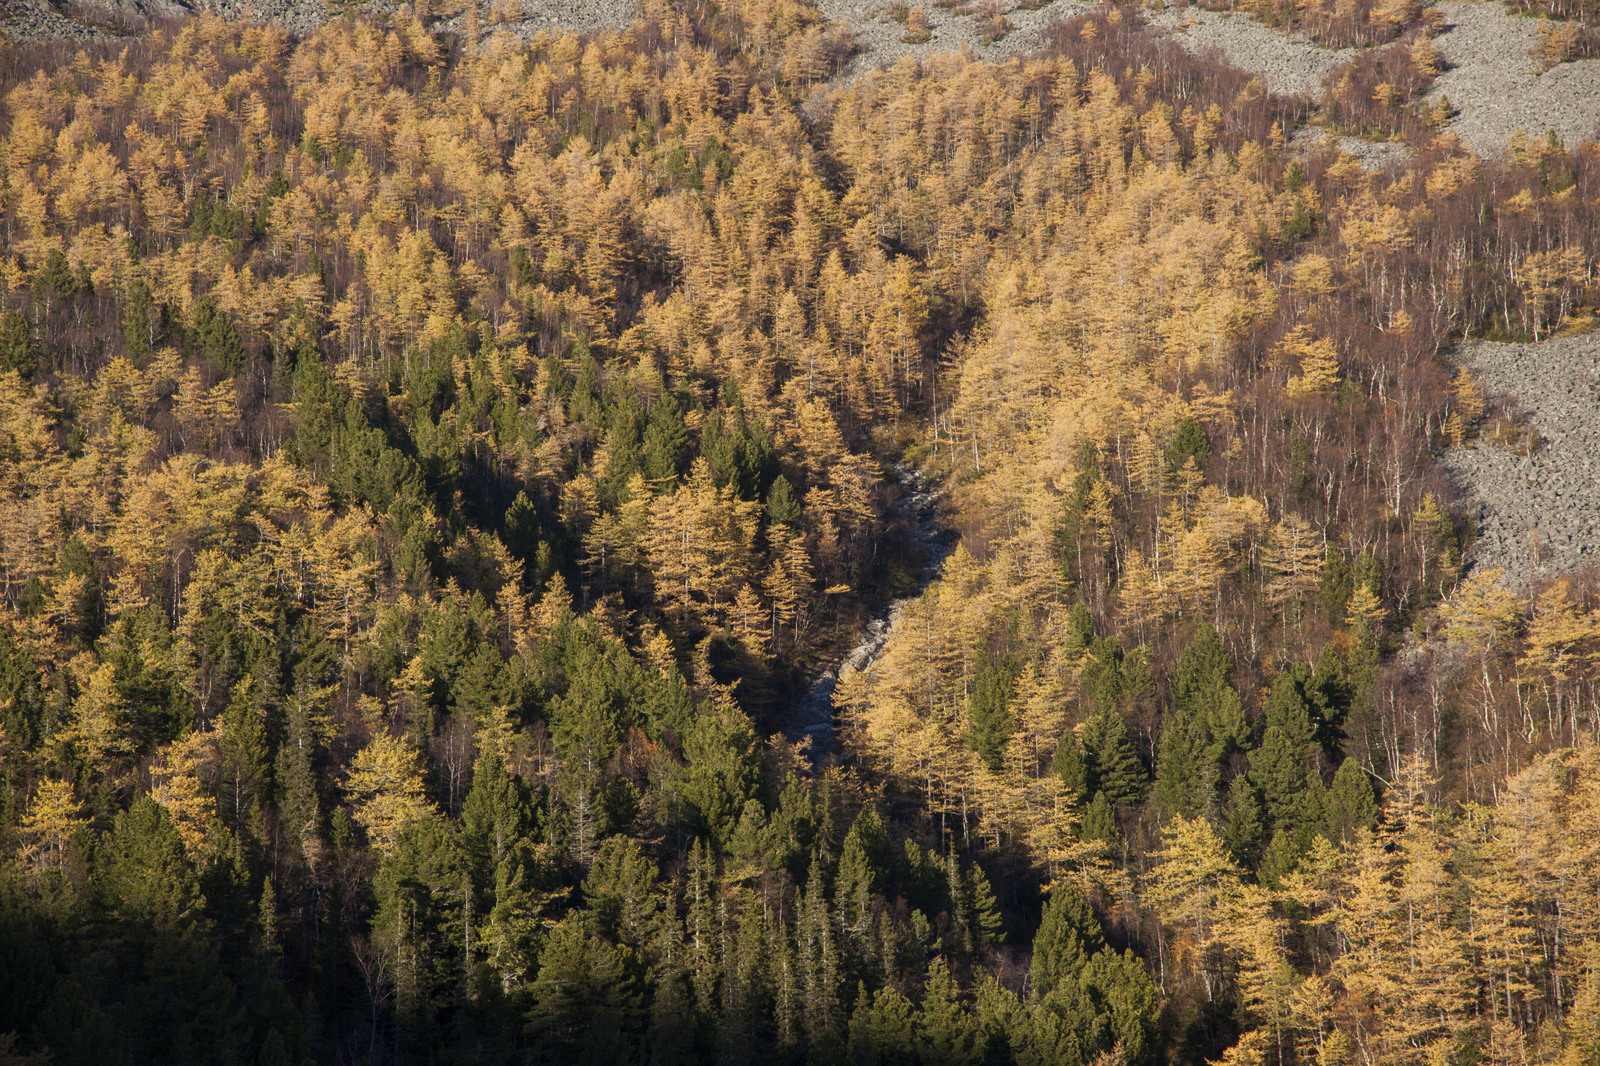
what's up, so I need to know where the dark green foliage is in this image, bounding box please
[965,654,1020,772]
[676,703,761,848]
[836,807,891,936]
[952,855,1003,956]
[453,643,508,725]
[1054,730,1089,808]
[582,836,660,951]
[188,296,246,375]
[289,342,343,477]
[1081,708,1146,808]
[916,960,983,1065]
[1080,638,1124,715]
[526,915,645,1064]
[1248,720,1310,831]
[846,984,918,1064]
[63,798,259,1065]
[1320,545,1353,626]
[1063,603,1093,659]
[372,817,467,1037]
[1083,950,1160,1066]
[1326,757,1379,842]
[121,278,159,358]
[1352,550,1382,602]
[546,635,640,768]
[463,749,535,875]
[1282,198,1315,241]
[217,677,270,829]
[1258,825,1304,889]
[766,474,801,528]
[1031,883,1105,997]
[0,628,45,748]
[1173,623,1231,713]
[1081,638,1154,722]
[408,328,461,424]
[1166,416,1211,471]
[504,490,555,585]
[702,404,776,500]
[1249,669,1320,830]
[1081,790,1120,847]
[331,403,425,514]
[1221,774,1266,868]
[189,191,250,243]
[799,856,846,1053]
[641,393,688,483]
[99,606,194,750]
[1153,706,1215,820]
[0,311,36,380]
[32,250,78,304]
[96,796,201,926]
[1017,934,1157,1066]
[1174,624,1250,765]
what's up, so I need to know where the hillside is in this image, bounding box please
[1,2,1599,1065]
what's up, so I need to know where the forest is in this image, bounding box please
[1,0,1600,1063]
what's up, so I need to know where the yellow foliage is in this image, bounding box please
[150,730,221,857]
[1277,326,1341,399]
[19,779,85,874]
[346,732,433,853]
[65,661,130,768]
[1439,568,1521,652]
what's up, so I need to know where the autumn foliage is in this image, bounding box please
[0,1,1599,1064]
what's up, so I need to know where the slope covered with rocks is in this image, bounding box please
[1425,1,1600,156]
[1147,0,1600,156]
[1445,334,1600,587]
[1146,5,1355,96]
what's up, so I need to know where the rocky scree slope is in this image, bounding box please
[2,0,1092,54]
[1146,5,1355,96]
[1423,1,1600,157]
[1148,1,1600,157]
[1445,333,1600,587]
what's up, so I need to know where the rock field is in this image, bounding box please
[1424,1,1600,156]
[815,0,1090,72]
[0,0,1090,53]
[1291,126,1414,170]
[1148,1,1600,157]
[1444,333,1600,587]
[1146,5,1353,96]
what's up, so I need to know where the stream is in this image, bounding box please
[784,462,957,758]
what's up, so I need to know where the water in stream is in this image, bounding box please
[784,463,956,759]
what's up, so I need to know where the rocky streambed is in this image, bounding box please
[785,463,955,757]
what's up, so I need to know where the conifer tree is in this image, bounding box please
[966,654,1020,772]
[1249,671,1319,831]
[526,915,644,1060]
[1054,730,1090,808]
[1082,708,1146,808]
[1326,759,1379,843]
[799,856,844,1055]
[1082,791,1121,848]
[1222,775,1267,868]
[836,807,890,945]
[917,958,983,1065]
[346,732,434,854]
[1031,883,1105,997]
[1154,705,1216,820]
